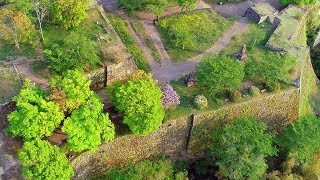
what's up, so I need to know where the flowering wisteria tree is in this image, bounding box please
[162,84,180,109]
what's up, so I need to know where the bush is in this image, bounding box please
[62,95,115,152]
[107,70,164,135]
[249,86,260,96]
[6,80,64,140]
[162,84,180,109]
[266,81,281,93]
[229,90,241,102]
[104,159,186,179]
[18,139,74,179]
[196,55,244,96]
[49,70,93,113]
[276,115,320,165]
[279,0,317,6]
[210,117,277,179]
[194,95,208,110]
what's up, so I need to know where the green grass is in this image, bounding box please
[107,13,150,71]
[0,71,22,103]
[158,9,232,62]
[0,40,36,62]
[130,18,161,63]
[165,78,224,120]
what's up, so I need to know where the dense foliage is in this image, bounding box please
[162,84,180,109]
[49,70,93,113]
[178,0,199,11]
[196,55,244,96]
[104,159,188,180]
[245,52,296,85]
[6,80,64,140]
[279,0,317,6]
[44,30,100,75]
[107,70,164,135]
[50,0,90,29]
[118,0,173,11]
[62,95,115,152]
[210,117,276,179]
[277,115,320,165]
[18,139,74,180]
[194,95,208,110]
[0,5,34,49]
[107,13,149,71]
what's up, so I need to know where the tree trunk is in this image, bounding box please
[13,34,20,49]
[38,19,44,41]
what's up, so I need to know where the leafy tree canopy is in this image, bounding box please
[195,55,244,96]
[210,117,277,179]
[44,30,100,75]
[62,94,115,152]
[107,70,164,135]
[6,80,64,140]
[178,0,199,11]
[279,0,317,6]
[276,115,320,166]
[104,159,187,180]
[18,139,74,180]
[50,0,90,29]
[49,70,93,113]
[0,5,34,49]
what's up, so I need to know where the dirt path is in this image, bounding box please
[151,17,250,84]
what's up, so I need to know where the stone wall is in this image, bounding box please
[71,88,300,179]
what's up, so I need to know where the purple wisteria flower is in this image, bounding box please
[162,84,180,109]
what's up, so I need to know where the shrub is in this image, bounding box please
[196,55,244,96]
[279,0,317,6]
[62,95,115,152]
[162,84,180,109]
[104,159,185,179]
[18,139,74,179]
[229,90,241,102]
[210,117,277,179]
[266,81,281,93]
[107,70,164,135]
[49,70,93,113]
[6,80,64,140]
[276,115,320,165]
[194,95,208,110]
[249,86,260,96]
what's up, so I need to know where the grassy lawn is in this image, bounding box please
[107,13,150,71]
[158,9,232,62]
[165,78,225,120]
[130,18,161,63]
[0,40,36,62]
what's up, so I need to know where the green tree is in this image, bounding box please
[50,0,90,29]
[210,117,277,179]
[245,52,296,85]
[49,70,93,113]
[279,0,317,6]
[19,139,74,180]
[62,95,115,152]
[44,30,100,75]
[0,6,34,49]
[146,1,167,21]
[15,0,50,41]
[6,80,64,140]
[277,115,320,166]
[178,0,199,11]
[195,55,244,96]
[107,70,164,135]
[104,159,185,179]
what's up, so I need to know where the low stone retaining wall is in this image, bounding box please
[71,87,300,179]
